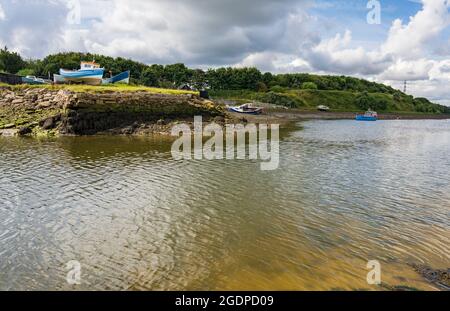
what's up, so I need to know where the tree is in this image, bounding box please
[356,92,371,110]
[0,46,26,74]
[163,63,191,87]
[140,67,160,87]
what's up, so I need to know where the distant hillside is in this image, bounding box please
[210,89,450,114]
[1,50,449,114]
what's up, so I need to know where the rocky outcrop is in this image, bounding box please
[410,264,450,290]
[0,86,225,136]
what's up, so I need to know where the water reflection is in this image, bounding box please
[0,120,448,290]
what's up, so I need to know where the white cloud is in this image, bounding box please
[380,59,434,81]
[382,0,450,59]
[0,3,5,21]
[0,1,68,57]
[305,30,393,75]
[235,52,311,73]
[63,0,313,66]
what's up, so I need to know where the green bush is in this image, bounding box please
[356,92,387,111]
[269,85,286,93]
[256,91,305,108]
[17,68,35,77]
[256,81,268,92]
[301,82,318,90]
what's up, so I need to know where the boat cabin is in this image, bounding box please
[80,61,101,70]
[364,109,378,118]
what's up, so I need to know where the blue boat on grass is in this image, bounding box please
[59,61,105,85]
[102,70,130,85]
[356,110,378,121]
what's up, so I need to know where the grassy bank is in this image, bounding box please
[210,89,450,114]
[0,83,198,95]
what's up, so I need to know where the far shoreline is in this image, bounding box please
[236,109,450,125]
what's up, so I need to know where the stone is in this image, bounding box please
[18,126,32,136]
[0,129,19,136]
[40,117,56,130]
[37,101,52,109]
[12,99,24,105]
[1,123,15,129]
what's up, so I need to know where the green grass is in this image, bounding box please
[0,83,198,95]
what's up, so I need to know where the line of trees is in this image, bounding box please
[1,50,400,94]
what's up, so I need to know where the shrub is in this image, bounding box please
[256,81,268,93]
[257,91,305,108]
[17,68,35,77]
[269,85,286,93]
[356,92,387,111]
[301,82,318,90]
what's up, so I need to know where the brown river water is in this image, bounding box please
[0,120,449,290]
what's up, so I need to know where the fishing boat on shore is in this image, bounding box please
[102,70,130,85]
[356,109,378,121]
[59,61,105,85]
[228,103,263,115]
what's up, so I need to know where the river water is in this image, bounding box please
[0,120,449,290]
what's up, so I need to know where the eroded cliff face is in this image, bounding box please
[0,87,225,136]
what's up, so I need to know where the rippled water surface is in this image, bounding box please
[0,120,449,290]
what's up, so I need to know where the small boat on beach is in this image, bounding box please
[228,103,263,115]
[317,105,330,112]
[356,109,378,121]
[22,75,48,85]
[53,74,65,84]
[102,70,130,85]
[59,61,105,85]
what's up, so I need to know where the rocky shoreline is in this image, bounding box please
[1,86,449,138]
[0,86,225,137]
[410,264,450,291]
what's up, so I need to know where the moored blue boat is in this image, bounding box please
[356,110,378,121]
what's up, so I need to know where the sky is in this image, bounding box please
[0,0,449,105]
